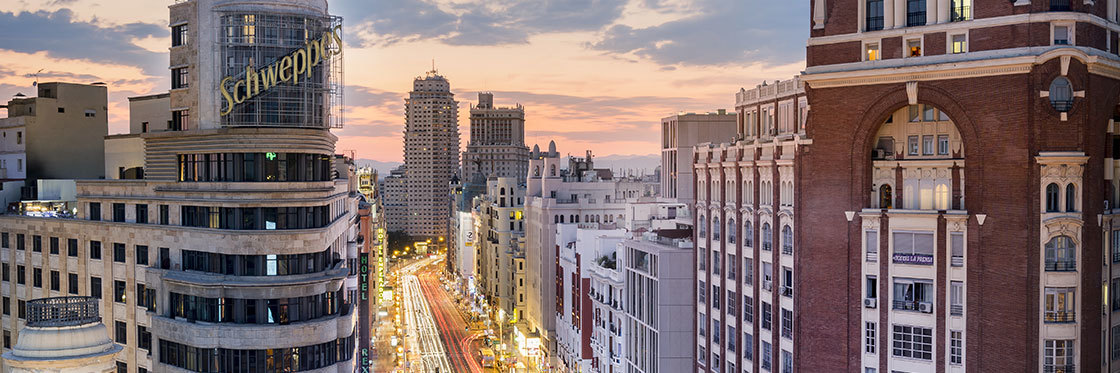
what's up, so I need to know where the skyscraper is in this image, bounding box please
[462,92,528,183]
[403,72,460,241]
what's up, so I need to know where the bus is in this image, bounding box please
[480,348,496,368]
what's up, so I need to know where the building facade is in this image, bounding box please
[0,0,360,372]
[693,76,807,373]
[403,72,460,241]
[661,111,737,203]
[381,165,408,232]
[1,297,124,373]
[475,176,527,322]
[463,93,529,184]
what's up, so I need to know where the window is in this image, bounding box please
[781,267,793,297]
[32,235,41,252]
[951,34,967,53]
[1065,184,1077,212]
[781,225,793,255]
[114,242,126,263]
[699,280,707,304]
[892,278,933,311]
[866,322,877,353]
[159,205,169,225]
[713,251,722,276]
[893,231,934,265]
[866,0,884,31]
[880,185,893,209]
[908,136,919,155]
[698,345,707,365]
[728,218,737,244]
[761,341,773,371]
[728,253,737,280]
[906,38,922,57]
[782,351,792,373]
[138,325,152,350]
[49,237,58,255]
[907,0,926,26]
[33,268,41,288]
[866,230,879,261]
[68,273,78,295]
[115,280,127,303]
[745,221,753,248]
[90,276,101,299]
[713,216,721,241]
[17,300,24,319]
[951,0,971,21]
[171,67,189,89]
[1,232,6,248]
[781,308,793,339]
[1050,0,1071,11]
[1,264,6,282]
[761,301,772,330]
[16,265,24,285]
[1046,183,1061,212]
[699,313,707,336]
[866,276,878,301]
[950,281,963,316]
[713,319,722,344]
[892,324,933,360]
[866,42,880,61]
[67,238,78,257]
[1044,287,1076,323]
[171,110,188,131]
[950,330,963,365]
[762,223,772,251]
[112,203,125,222]
[1045,235,1076,271]
[1044,339,1074,372]
[171,24,188,46]
[16,233,23,250]
[1112,326,1120,361]
[90,241,102,260]
[136,204,148,224]
[744,295,754,320]
[1054,24,1071,45]
[762,261,773,290]
[137,245,149,266]
[938,135,950,155]
[115,321,127,344]
[2,331,7,349]
[922,135,934,155]
[2,296,8,315]
[728,290,738,315]
[89,202,101,221]
[745,333,754,361]
[50,270,59,291]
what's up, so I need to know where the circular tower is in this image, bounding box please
[1,297,123,373]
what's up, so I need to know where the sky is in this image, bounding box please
[0,0,808,162]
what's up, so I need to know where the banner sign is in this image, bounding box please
[892,253,933,265]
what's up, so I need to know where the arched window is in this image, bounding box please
[550,164,556,176]
[698,216,707,237]
[500,187,505,195]
[1046,183,1060,212]
[880,184,893,209]
[782,225,793,255]
[713,216,721,241]
[534,166,540,176]
[1044,235,1076,271]
[728,218,737,244]
[744,221,754,248]
[1065,184,1076,212]
[762,223,772,251]
[935,184,949,210]
[1049,77,1074,113]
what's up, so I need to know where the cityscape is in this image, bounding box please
[0,0,1115,373]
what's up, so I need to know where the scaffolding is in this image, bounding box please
[217,12,343,129]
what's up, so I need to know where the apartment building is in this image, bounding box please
[475,177,528,322]
[554,224,627,373]
[661,111,737,203]
[693,77,807,373]
[0,0,360,372]
[525,142,655,371]
[463,93,529,183]
[381,165,408,232]
[403,72,460,241]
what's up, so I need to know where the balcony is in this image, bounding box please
[950,6,970,22]
[1044,310,1076,323]
[1044,259,1076,272]
[893,300,933,313]
[782,245,792,256]
[1044,364,1075,373]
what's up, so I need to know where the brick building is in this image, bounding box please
[761,0,1120,372]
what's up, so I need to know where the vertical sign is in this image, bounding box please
[358,251,371,371]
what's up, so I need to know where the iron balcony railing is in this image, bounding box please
[951,304,963,316]
[866,252,878,262]
[1043,364,1075,373]
[951,255,964,267]
[1050,0,1071,11]
[1044,310,1076,323]
[1044,259,1077,272]
[950,6,970,21]
[26,296,101,327]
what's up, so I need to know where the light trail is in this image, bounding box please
[399,258,455,373]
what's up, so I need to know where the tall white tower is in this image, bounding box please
[403,71,460,241]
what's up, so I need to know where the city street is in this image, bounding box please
[391,256,490,373]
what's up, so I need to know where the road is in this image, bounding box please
[417,264,486,373]
[399,258,454,372]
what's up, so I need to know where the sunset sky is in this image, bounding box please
[0,0,808,162]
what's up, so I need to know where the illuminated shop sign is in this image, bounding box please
[220,25,343,116]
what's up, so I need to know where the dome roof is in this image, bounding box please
[10,322,119,359]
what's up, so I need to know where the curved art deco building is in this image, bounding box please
[0,1,360,372]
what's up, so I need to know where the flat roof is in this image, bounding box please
[128,92,170,102]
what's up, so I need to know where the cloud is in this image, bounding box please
[0,9,167,75]
[342,0,628,47]
[589,0,808,66]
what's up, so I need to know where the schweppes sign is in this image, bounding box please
[220,25,343,116]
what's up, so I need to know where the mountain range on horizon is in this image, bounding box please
[355,153,660,177]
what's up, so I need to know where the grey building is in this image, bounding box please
[403,72,460,242]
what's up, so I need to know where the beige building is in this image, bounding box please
[0,1,359,372]
[462,93,528,183]
[402,72,460,241]
[660,111,736,203]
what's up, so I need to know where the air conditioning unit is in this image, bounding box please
[864,298,877,308]
[919,302,934,313]
[873,149,887,159]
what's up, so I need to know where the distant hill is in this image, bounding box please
[355,159,402,175]
[593,154,659,176]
